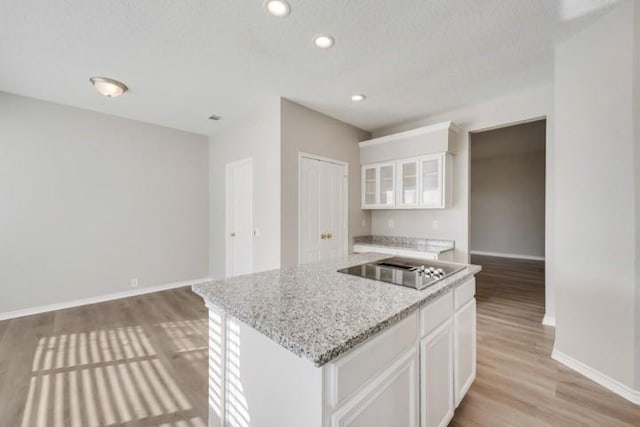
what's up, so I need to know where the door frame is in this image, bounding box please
[298,152,349,264]
[225,157,253,278]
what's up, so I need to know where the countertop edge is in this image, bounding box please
[353,242,455,254]
[193,264,481,367]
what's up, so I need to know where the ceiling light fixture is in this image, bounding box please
[89,77,128,98]
[264,0,291,17]
[351,94,366,102]
[313,34,335,49]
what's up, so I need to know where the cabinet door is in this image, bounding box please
[330,347,418,427]
[454,298,476,407]
[398,159,419,207]
[362,165,378,208]
[420,320,454,427]
[420,154,444,208]
[378,163,395,207]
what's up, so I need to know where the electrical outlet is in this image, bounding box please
[130,278,139,288]
[388,219,395,229]
[361,218,366,228]
[432,220,439,230]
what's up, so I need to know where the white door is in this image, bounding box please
[300,156,347,264]
[226,158,253,278]
[420,320,454,427]
[454,299,476,406]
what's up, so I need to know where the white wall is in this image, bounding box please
[554,0,638,390]
[209,99,281,279]
[280,99,371,268]
[0,92,209,315]
[471,152,545,258]
[371,84,553,264]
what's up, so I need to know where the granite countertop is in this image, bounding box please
[354,235,455,254]
[192,253,480,367]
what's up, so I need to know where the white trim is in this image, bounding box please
[0,277,212,321]
[542,314,556,327]
[551,349,640,405]
[470,250,545,261]
[358,120,459,148]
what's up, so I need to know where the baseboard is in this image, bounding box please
[551,349,640,405]
[0,277,212,321]
[470,250,545,261]
[542,314,556,327]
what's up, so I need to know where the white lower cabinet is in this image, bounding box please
[420,319,454,427]
[329,346,419,427]
[454,298,476,407]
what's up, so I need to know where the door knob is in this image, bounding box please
[327,232,333,239]
[321,233,327,240]
[230,232,236,237]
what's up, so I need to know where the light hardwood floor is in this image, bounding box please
[1,257,639,426]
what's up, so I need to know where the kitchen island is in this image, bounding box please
[193,253,481,427]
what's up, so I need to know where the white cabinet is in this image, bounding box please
[361,153,452,210]
[361,163,396,209]
[420,320,454,427]
[329,347,418,427]
[454,298,476,407]
[398,159,420,207]
[352,244,439,260]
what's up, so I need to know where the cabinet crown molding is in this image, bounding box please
[359,121,460,148]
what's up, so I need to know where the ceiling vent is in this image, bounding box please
[209,114,222,121]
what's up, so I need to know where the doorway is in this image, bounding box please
[298,154,348,264]
[225,158,253,278]
[470,120,546,261]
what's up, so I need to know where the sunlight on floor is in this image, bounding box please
[20,325,205,427]
[158,319,208,361]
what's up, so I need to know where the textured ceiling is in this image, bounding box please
[0,0,623,135]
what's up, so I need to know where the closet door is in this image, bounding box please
[300,157,347,264]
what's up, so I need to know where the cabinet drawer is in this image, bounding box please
[419,291,453,337]
[395,249,437,260]
[454,278,475,310]
[325,312,418,408]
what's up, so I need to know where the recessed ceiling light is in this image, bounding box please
[313,34,335,49]
[351,94,366,102]
[89,77,128,98]
[264,0,291,17]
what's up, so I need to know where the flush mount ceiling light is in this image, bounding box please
[313,34,335,49]
[351,94,367,102]
[89,77,128,98]
[264,0,291,17]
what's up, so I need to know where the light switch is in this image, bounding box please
[388,219,395,229]
[432,220,439,230]
[254,228,261,237]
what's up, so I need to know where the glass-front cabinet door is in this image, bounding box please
[362,165,378,208]
[420,154,444,208]
[398,160,419,207]
[378,163,395,207]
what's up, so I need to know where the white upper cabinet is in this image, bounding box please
[398,159,419,207]
[361,153,452,210]
[359,121,457,210]
[362,163,396,209]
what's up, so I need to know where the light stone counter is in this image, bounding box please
[193,253,480,366]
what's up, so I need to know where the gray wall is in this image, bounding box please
[209,99,281,279]
[554,0,638,390]
[470,123,546,258]
[635,0,640,391]
[280,99,371,268]
[0,92,209,315]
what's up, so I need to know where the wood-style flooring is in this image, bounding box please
[450,255,640,427]
[0,256,639,426]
